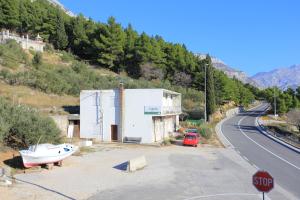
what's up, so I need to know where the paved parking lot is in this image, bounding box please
[0,144,294,200]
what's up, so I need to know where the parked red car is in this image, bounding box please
[183,132,199,147]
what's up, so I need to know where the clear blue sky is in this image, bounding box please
[60,0,300,76]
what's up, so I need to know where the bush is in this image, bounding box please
[0,40,28,68]
[32,52,43,66]
[0,97,61,149]
[199,126,213,139]
[60,51,76,62]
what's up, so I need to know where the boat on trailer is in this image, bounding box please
[19,143,78,168]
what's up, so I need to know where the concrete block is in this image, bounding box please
[127,156,147,172]
[81,140,93,147]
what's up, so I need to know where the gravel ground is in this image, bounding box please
[0,144,293,200]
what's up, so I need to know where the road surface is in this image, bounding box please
[221,103,300,199]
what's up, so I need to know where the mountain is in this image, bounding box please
[46,0,76,17]
[196,54,260,87]
[251,64,300,90]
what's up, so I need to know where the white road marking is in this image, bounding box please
[252,164,259,169]
[243,156,249,162]
[238,116,300,171]
[183,193,262,200]
[218,118,235,148]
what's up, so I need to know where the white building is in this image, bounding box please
[0,30,45,52]
[80,86,181,143]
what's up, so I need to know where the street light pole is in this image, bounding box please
[204,63,207,123]
[274,87,277,118]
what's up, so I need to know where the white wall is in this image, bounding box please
[80,90,120,141]
[101,90,120,141]
[80,91,101,139]
[124,89,163,143]
[81,89,181,143]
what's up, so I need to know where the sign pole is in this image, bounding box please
[263,192,265,200]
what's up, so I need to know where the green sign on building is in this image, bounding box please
[144,106,161,115]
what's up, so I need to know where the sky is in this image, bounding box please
[59,0,300,76]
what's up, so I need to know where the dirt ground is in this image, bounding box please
[1,143,294,200]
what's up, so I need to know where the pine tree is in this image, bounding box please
[277,95,287,114]
[52,11,68,50]
[124,24,139,77]
[94,16,125,71]
[0,0,20,29]
[292,95,299,108]
[69,14,89,57]
[205,55,216,121]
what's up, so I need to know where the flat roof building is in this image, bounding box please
[80,86,181,143]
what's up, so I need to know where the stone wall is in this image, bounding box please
[0,30,45,52]
[50,115,69,136]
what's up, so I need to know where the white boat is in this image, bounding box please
[19,143,78,168]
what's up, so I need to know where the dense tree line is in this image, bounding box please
[0,0,256,116]
[260,87,300,114]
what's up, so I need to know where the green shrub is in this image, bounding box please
[199,126,213,139]
[0,97,61,149]
[60,51,76,62]
[0,40,28,69]
[32,52,43,66]
[44,44,54,52]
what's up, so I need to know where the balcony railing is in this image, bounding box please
[161,106,182,115]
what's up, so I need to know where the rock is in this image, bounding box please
[0,175,12,187]
[0,168,4,177]
[3,167,11,177]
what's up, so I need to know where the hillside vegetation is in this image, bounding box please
[0,0,258,149]
[0,0,255,112]
[0,97,61,149]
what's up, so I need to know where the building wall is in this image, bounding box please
[80,90,120,141]
[101,90,120,141]
[123,89,163,143]
[80,89,181,143]
[50,115,68,135]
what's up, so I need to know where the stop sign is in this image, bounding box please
[253,171,274,192]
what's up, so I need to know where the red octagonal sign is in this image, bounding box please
[253,171,274,193]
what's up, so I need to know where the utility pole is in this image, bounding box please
[274,87,277,118]
[204,63,208,123]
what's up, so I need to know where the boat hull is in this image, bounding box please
[19,144,78,168]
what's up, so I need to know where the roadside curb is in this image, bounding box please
[255,117,300,154]
[215,116,235,148]
[215,103,262,149]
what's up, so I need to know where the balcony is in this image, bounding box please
[161,106,182,115]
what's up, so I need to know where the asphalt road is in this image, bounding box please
[221,103,300,199]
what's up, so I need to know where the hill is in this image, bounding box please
[0,0,256,109]
[196,54,260,87]
[251,64,300,90]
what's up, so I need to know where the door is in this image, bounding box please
[111,125,118,141]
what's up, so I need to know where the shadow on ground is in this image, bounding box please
[113,161,128,171]
[15,178,76,200]
[3,156,25,169]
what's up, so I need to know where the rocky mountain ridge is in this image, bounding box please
[251,64,300,90]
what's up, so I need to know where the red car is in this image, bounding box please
[183,133,199,147]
